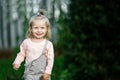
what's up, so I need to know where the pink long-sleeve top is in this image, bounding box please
[13,38,54,74]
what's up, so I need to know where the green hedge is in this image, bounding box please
[56,0,120,80]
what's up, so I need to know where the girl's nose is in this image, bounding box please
[37,28,41,32]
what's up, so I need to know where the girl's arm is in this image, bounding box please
[13,40,26,70]
[44,41,54,75]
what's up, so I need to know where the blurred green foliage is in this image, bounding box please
[0,47,24,80]
[55,0,120,80]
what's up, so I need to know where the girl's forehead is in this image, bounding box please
[33,20,46,25]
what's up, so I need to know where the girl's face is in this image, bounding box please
[31,20,47,39]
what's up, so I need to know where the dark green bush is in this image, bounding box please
[56,0,120,80]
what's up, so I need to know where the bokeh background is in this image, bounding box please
[0,0,120,80]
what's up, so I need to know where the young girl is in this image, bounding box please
[13,9,54,80]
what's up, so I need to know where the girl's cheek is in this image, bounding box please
[32,29,37,32]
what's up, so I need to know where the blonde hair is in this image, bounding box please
[26,9,51,39]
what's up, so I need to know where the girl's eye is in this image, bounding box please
[41,27,45,29]
[33,26,38,29]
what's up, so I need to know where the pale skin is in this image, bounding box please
[13,20,50,80]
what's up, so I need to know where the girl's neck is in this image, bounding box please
[31,38,45,43]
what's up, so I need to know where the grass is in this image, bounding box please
[0,57,25,80]
[0,47,25,80]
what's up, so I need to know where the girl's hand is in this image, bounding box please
[42,73,50,80]
[13,64,19,70]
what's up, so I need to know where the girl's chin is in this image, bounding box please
[35,36,44,39]
[33,34,45,39]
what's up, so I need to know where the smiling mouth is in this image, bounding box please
[36,33,43,36]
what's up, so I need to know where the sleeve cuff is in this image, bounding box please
[44,70,51,75]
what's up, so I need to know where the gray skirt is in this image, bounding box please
[23,74,43,80]
[23,74,51,80]
[22,70,51,80]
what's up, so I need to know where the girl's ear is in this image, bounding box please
[29,27,33,36]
